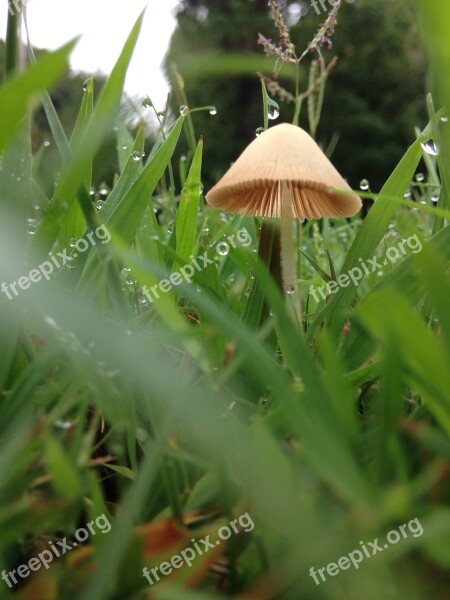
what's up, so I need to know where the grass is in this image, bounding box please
[0,2,449,599]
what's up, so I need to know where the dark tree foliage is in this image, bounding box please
[165,0,426,192]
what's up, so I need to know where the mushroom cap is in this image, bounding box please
[206,123,362,219]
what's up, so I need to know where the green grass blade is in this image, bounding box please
[175,138,203,263]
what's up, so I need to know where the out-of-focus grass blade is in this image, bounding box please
[0,41,76,155]
[128,251,371,504]
[175,138,203,264]
[44,436,83,500]
[176,51,297,80]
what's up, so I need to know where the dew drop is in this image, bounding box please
[69,238,77,248]
[43,140,51,148]
[285,285,295,295]
[360,179,370,191]
[82,79,89,91]
[431,195,439,204]
[415,173,425,182]
[421,139,438,156]
[209,106,217,116]
[441,115,448,123]
[27,218,37,235]
[255,127,265,137]
[217,243,229,256]
[180,105,189,116]
[268,106,280,120]
[132,151,142,162]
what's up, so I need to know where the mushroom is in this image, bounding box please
[206,123,362,323]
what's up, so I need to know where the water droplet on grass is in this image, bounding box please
[255,127,265,137]
[268,106,280,120]
[132,151,142,161]
[415,173,425,182]
[217,243,229,256]
[209,106,217,115]
[286,285,295,295]
[421,139,438,156]
[179,105,189,116]
[27,218,37,235]
[360,179,369,191]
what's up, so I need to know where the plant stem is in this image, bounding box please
[5,3,22,77]
[293,63,301,126]
[280,182,302,326]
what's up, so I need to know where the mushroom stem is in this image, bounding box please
[280,181,302,326]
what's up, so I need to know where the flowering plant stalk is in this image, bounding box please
[258,0,342,132]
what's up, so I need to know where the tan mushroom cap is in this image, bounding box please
[206,123,362,220]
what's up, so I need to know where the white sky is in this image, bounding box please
[0,0,179,110]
